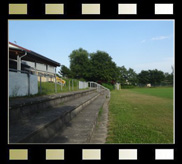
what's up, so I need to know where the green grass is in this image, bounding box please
[131,87,173,99]
[106,87,173,144]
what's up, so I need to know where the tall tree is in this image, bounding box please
[69,48,90,79]
[118,66,138,85]
[127,68,138,85]
[90,51,119,84]
[137,70,150,85]
[118,66,128,85]
[148,69,165,86]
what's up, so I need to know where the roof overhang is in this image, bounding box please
[9,42,61,67]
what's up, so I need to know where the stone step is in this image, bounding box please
[9,91,100,143]
[46,92,107,143]
[9,88,97,124]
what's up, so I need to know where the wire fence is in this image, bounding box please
[9,67,90,97]
[9,68,111,98]
[37,75,85,95]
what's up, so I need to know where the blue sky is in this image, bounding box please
[9,20,174,73]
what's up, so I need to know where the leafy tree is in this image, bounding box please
[89,51,119,84]
[137,69,165,86]
[127,68,138,85]
[69,48,90,79]
[118,66,128,85]
[162,72,173,85]
[118,66,138,85]
[59,65,73,78]
[137,70,150,85]
[148,69,165,86]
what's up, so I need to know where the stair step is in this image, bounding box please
[9,88,97,124]
[47,93,107,143]
[9,92,99,143]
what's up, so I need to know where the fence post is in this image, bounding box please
[40,75,42,94]
[72,79,73,91]
[69,80,70,91]
[27,72,30,96]
[55,74,57,93]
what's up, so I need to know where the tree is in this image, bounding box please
[162,72,173,86]
[137,70,150,85]
[127,68,138,85]
[69,48,90,79]
[148,69,165,86]
[59,65,73,78]
[89,51,119,84]
[118,66,128,85]
[137,69,165,86]
[118,66,138,85]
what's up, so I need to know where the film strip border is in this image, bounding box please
[8,3,174,16]
[8,148,175,160]
[3,0,178,163]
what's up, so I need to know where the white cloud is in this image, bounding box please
[141,35,172,43]
[151,35,171,41]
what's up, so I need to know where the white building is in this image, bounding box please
[9,42,60,82]
[9,42,61,96]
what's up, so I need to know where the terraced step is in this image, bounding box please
[9,92,99,143]
[47,92,107,143]
[9,88,96,124]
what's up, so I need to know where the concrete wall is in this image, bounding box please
[9,71,38,97]
[79,81,88,89]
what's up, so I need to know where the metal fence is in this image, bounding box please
[89,81,110,98]
[9,68,110,97]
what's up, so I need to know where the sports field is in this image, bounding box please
[106,87,174,144]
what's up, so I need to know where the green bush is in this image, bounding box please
[102,83,114,91]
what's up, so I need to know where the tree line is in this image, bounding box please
[59,48,173,87]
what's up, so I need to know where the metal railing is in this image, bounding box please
[89,81,110,98]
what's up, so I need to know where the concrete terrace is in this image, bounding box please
[9,88,110,144]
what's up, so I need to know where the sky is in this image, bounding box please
[9,20,174,74]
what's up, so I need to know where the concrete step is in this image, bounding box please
[9,88,96,124]
[9,91,100,143]
[46,92,107,143]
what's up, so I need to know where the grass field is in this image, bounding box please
[106,87,174,144]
